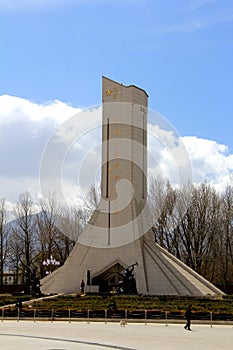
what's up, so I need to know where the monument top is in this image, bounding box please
[102,76,149,106]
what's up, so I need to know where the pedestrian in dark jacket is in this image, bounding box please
[80,280,85,294]
[184,304,192,331]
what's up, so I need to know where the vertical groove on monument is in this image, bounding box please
[40,77,224,297]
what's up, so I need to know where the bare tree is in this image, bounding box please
[0,199,8,285]
[148,177,177,251]
[148,179,227,284]
[2,180,232,289]
[177,183,220,276]
[54,204,96,266]
[36,192,62,278]
[84,183,101,218]
[219,185,233,286]
[58,206,85,244]
[7,229,23,284]
[13,191,37,294]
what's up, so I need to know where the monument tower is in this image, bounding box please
[40,77,223,297]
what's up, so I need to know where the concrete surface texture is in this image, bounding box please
[0,321,232,350]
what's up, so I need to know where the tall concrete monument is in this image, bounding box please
[40,77,223,297]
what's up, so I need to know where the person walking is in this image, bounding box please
[184,304,192,331]
[80,279,85,295]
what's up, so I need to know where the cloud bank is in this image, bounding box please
[0,95,80,204]
[0,94,232,208]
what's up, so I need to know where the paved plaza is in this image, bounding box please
[0,320,232,350]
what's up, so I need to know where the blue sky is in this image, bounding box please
[0,0,233,206]
[1,0,232,147]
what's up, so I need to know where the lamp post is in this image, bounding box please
[43,255,60,275]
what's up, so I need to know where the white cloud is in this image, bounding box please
[182,136,233,191]
[0,95,79,124]
[0,95,232,209]
[0,95,81,204]
[147,122,192,188]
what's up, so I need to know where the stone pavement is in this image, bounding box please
[0,320,232,350]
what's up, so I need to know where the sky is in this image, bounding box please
[0,0,233,208]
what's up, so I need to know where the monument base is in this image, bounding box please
[40,229,223,297]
